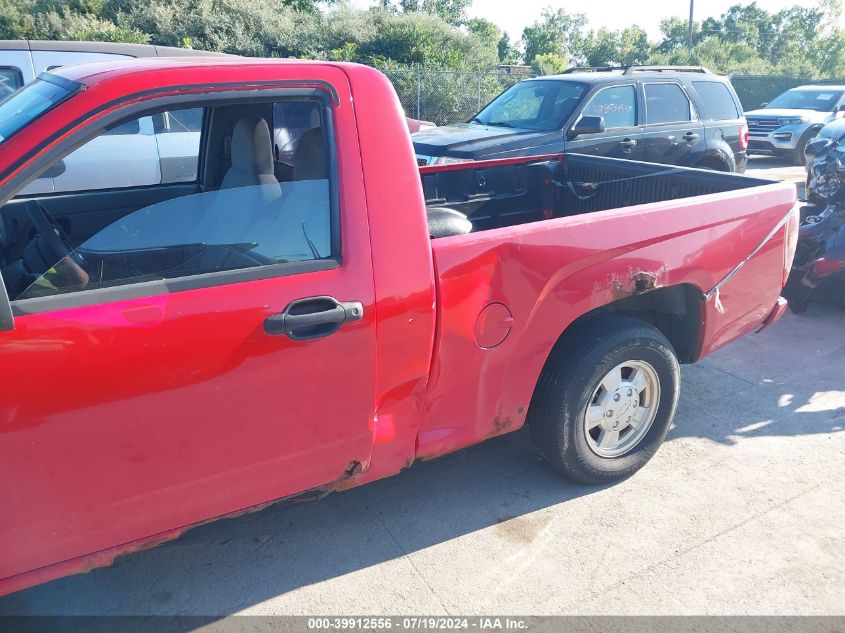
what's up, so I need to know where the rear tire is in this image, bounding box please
[528,315,680,485]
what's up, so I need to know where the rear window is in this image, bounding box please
[692,81,740,120]
[645,83,692,125]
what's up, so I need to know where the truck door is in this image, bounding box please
[566,84,643,160]
[640,81,706,166]
[0,83,377,582]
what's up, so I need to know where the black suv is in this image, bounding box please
[413,65,748,172]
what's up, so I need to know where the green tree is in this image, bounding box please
[355,8,497,67]
[394,0,471,26]
[585,26,650,66]
[497,32,519,64]
[521,8,587,66]
[530,52,567,75]
[466,17,500,49]
[656,16,701,53]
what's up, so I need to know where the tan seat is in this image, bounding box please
[221,116,279,189]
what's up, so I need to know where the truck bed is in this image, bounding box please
[416,153,796,459]
[421,154,772,233]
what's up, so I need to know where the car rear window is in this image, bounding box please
[692,81,740,120]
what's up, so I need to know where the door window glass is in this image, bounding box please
[645,83,692,125]
[41,107,204,193]
[581,85,637,128]
[6,100,333,302]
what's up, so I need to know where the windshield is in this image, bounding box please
[0,77,75,144]
[766,89,844,112]
[472,80,588,131]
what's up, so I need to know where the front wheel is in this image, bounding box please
[528,315,680,484]
[792,132,816,166]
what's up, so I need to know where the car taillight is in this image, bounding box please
[739,124,749,151]
[783,204,800,286]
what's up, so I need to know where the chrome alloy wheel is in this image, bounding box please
[583,360,661,458]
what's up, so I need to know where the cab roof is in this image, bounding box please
[48,55,346,87]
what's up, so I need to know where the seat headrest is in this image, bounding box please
[293,127,327,181]
[231,116,274,177]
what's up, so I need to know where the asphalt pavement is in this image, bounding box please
[0,156,842,617]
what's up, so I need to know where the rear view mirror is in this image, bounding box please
[36,159,66,180]
[760,102,768,108]
[569,115,605,139]
[804,137,833,160]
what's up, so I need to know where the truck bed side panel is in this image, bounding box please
[421,182,795,457]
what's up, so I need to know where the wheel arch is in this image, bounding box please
[545,283,705,366]
[693,149,732,172]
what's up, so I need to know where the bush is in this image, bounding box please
[531,52,568,75]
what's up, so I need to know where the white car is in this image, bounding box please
[0,40,219,194]
[745,85,845,165]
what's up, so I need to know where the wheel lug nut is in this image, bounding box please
[627,389,633,397]
[613,394,621,402]
[606,411,613,417]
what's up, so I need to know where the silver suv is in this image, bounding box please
[745,85,845,164]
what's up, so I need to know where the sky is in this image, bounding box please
[349,0,843,42]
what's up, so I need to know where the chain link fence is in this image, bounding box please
[376,66,845,126]
[377,65,537,125]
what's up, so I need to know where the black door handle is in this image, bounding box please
[683,132,700,142]
[264,296,364,341]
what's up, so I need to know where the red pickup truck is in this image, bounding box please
[0,59,797,596]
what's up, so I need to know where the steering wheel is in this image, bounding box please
[26,200,73,263]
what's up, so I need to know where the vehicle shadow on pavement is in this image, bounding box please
[671,302,845,445]
[0,429,601,617]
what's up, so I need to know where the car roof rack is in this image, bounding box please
[562,65,712,75]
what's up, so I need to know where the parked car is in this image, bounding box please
[745,84,845,165]
[0,40,225,195]
[413,65,749,173]
[0,58,796,596]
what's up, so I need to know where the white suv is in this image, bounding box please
[0,40,222,194]
[745,85,845,165]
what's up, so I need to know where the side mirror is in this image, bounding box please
[760,102,768,108]
[568,115,605,139]
[36,159,66,180]
[804,137,833,160]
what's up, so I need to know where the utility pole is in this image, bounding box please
[687,0,695,49]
